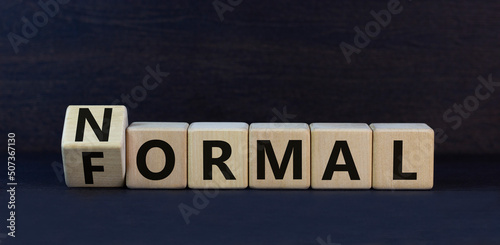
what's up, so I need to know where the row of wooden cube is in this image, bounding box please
[61,106,434,189]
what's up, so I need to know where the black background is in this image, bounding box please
[1,0,500,155]
[1,0,500,244]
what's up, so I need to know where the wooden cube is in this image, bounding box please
[370,123,434,190]
[61,105,128,187]
[188,122,249,189]
[310,123,372,189]
[249,123,310,189]
[126,122,188,189]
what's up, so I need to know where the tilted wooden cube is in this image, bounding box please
[61,105,128,187]
[310,123,372,189]
[188,122,249,189]
[249,123,310,189]
[371,123,434,190]
[126,122,188,189]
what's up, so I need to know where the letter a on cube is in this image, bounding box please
[310,123,372,189]
[61,105,128,187]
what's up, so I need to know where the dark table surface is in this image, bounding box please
[4,154,499,244]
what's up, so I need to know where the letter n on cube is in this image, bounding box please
[61,105,128,187]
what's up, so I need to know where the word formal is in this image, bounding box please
[61,106,434,190]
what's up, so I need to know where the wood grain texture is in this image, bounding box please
[61,105,128,187]
[371,123,434,189]
[249,123,310,189]
[188,122,248,189]
[310,123,372,189]
[126,122,188,189]
[2,1,500,156]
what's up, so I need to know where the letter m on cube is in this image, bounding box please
[61,105,128,187]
